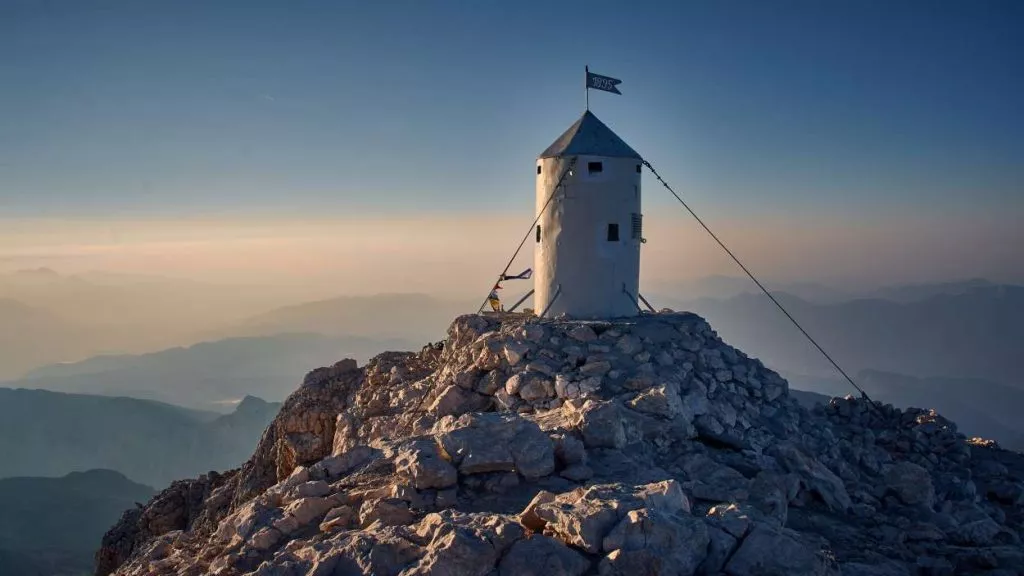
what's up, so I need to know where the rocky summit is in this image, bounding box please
[96,312,1024,576]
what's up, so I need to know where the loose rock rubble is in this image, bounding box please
[96,312,1024,575]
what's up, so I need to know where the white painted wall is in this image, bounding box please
[534,154,643,318]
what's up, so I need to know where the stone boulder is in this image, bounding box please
[435,413,555,480]
[497,535,590,576]
[599,509,710,576]
[677,454,750,502]
[395,439,458,490]
[772,443,852,512]
[884,461,935,509]
[529,482,689,554]
[408,511,525,576]
[724,524,839,576]
[533,488,637,553]
[572,401,627,449]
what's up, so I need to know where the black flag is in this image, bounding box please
[586,68,622,95]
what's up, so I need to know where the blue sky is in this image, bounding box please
[1,0,1021,220]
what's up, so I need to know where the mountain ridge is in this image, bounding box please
[10,332,410,410]
[222,292,473,343]
[0,387,280,488]
[97,311,1024,576]
[670,284,1024,386]
[0,469,155,576]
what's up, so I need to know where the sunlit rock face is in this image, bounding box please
[97,312,1024,576]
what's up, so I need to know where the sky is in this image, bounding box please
[1,0,1022,290]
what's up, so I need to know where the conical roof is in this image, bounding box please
[539,110,641,160]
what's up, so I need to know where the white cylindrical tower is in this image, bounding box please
[534,110,643,319]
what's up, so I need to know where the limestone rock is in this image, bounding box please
[359,497,414,528]
[395,440,458,490]
[580,360,612,377]
[578,376,602,397]
[628,383,684,418]
[248,526,281,550]
[275,496,333,534]
[679,454,750,502]
[436,413,555,480]
[289,480,330,500]
[575,401,626,449]
[706,503,757,539]
[725,524,839,576]
[599,509,709,576]
[772,443,852,512]
[700,525,739,575]
[534,484,644,553]
[955,517,1006,546]
[317,445,377,477]
[560,464,594,482]
[430,384,489,417]
[884,461,935,509]
[683,390,711,417]
[504,341,530,366]
[505,373,526,396]
[915,556,954,576]
[408,511,524,576]
[552,432,587,466]
[319,505,356,532]
[568,325,597,342]
[839,561,913,576]
[519,377,555,402]
[615,334,642,355]
[695,414,744,449]
[520,490,557,532]
[636,479,690,515]
[498,535,590,576]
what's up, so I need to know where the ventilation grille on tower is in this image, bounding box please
[631,213,643,240]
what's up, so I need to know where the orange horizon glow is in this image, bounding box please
[1,212,1020,301]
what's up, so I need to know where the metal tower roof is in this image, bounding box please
[539,110,641,160]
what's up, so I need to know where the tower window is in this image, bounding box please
[536,225,541,243]
[631,213,643,239]
[636,164,642,173]
[607,223,619,242]
[588,161,603,174]
[537,165,542,174]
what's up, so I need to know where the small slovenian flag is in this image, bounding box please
[500,268,533,281]
[586,66,622,95]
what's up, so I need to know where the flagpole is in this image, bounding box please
[585,65,589,111]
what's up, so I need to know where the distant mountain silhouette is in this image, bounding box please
[10,266,62,279]
[652,276,1004,305]
[226,292,474,343]
[670,284,1024,387]
[0,388,279,488]
[13,332,406,410]
[649,275,855,304]
[0,469,154,576]
[872,278,997,303]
